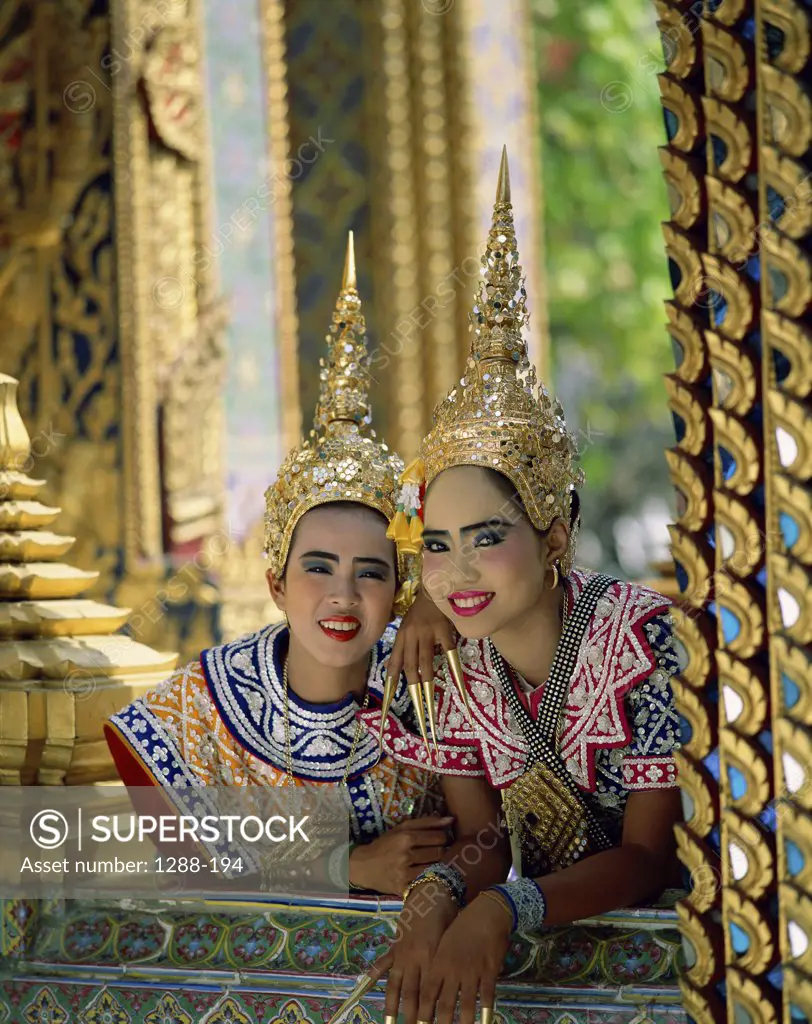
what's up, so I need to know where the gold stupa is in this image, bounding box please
[0,374,177,785]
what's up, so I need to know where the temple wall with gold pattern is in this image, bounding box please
[277,0,546,463]
[655,2,812,1022]
[219,0,547,634]
[0,0,229,666]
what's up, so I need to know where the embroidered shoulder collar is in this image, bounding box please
[201,622,398,782]
[389,570,671,790]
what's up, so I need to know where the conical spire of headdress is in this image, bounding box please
[469,147,530,371]
[313,231,373,436]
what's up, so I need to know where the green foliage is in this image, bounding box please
[532,0,676,573]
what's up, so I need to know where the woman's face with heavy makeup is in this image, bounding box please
[421,466,553,640]
[267,503,397,668]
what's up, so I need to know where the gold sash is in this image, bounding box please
[502,759,591,873]
[493,573,616,874]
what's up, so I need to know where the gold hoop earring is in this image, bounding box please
[549,561,559,590]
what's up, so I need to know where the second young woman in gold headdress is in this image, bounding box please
[367,152,682,1024]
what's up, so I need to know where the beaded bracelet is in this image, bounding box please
[482,878,547,934]
[403,862,466,907]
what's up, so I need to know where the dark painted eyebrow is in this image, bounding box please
[422,518,515,539]
[299,551,392,569]
[300,550,339,562]
[460,518,514,534]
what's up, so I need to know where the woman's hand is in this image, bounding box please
[388,587,457,690]
[369,882,460,1023]
[348,816,453,896]
[415,892,513,1024]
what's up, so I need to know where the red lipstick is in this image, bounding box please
[448,591,494,617]
[318,615,362,643]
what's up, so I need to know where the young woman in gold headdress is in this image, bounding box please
[365,152,682,1024]
[105,235,507,909]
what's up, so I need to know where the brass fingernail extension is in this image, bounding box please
[324,974,376,1024]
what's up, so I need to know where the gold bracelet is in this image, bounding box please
[402,871,460,906]
[479,889,514,924]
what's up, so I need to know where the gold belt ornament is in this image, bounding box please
[502,758,591,871]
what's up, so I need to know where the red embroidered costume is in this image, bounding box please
[363,570,681,860]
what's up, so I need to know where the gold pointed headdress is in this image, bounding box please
[409,148,584,574]
[264,233,411,594]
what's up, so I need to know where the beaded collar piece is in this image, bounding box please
[201,621,411,783]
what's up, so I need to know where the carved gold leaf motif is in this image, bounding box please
[771,555,812,645]
[677,898,719,986]
[784,966,812,1024]
[722,808,774,901]
[780,882,812,975]
[701,254,756,340]
[702,21,750,103]
[725,967,779,1024]
[714,491,764,577]
[762,311,812,400]
[777,804,812,893]
[656,6,698,80]
[761,149,812,242]
[665,449,711,533]
[675,686,715,760]
[665,299,708,382]
[659,149,703,230]
[671,606,715,689]
[719,728,771,817]
[773,474,812,564]
[762,1,811,74]
[706,329,758,416]
[702,97,753,183]
[772,637,812,724]
[769,391,812,482]
[763,226,812,317]
[707,178,757,264]
[668,523,714,607]
[662,223,705,308]
[710,408,762,495]
[715,572,766,659]
[776,718,812,812]
[675,753,718,838]
[665,375,709,458]
[723,887,775,973]
[658,75,701,152]
[717,650,769,736]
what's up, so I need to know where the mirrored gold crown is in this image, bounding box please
[419,148,584,567]
[263,233,405,576]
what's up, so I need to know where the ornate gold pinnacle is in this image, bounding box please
[417,148,584,572]
[263,233,408,587]
[469,144,530,369]
[314,230,372,436]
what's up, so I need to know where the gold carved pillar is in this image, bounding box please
[0,0,228,662]
[655,2,812,1022]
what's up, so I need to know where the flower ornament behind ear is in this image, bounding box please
[386,458,425,558]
